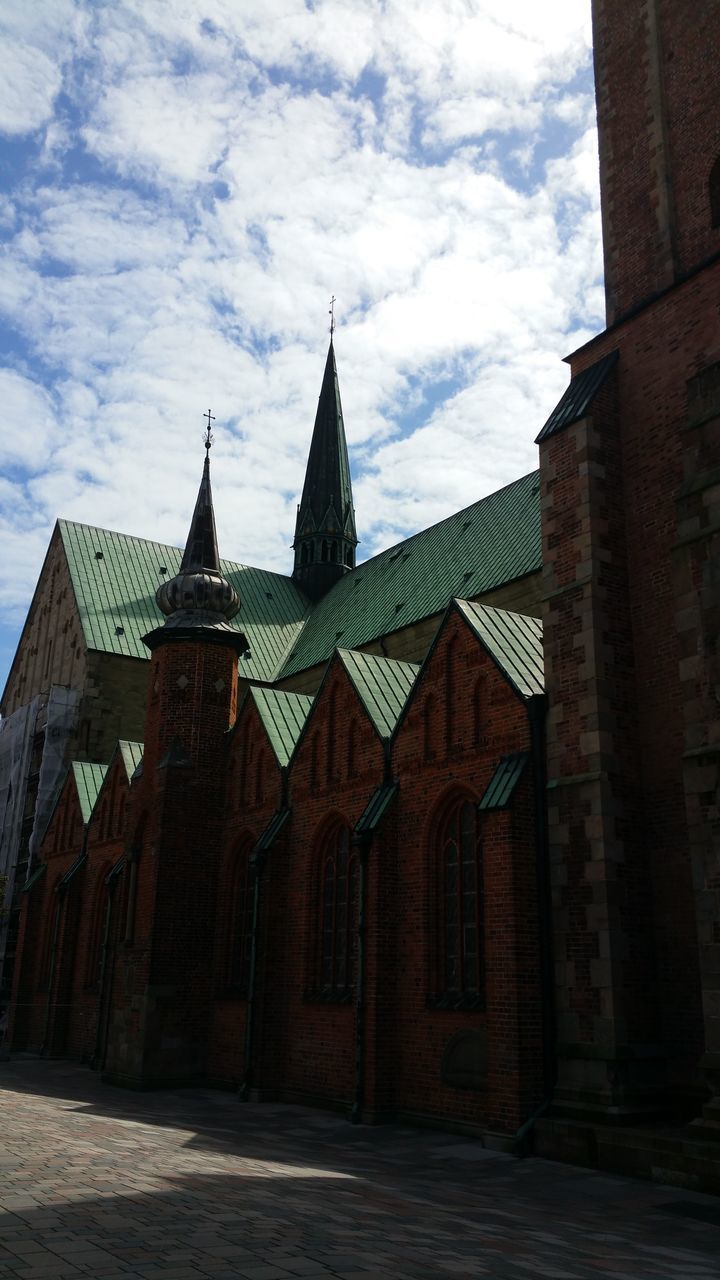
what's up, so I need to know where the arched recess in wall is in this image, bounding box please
[423,693,437,762]
[39,875,62,990]
[124,815,147,944]
[313,817,357,996]
[255,750,265,806]
[85,863,112,989]
[426,788,484,1007]
[472,673,486,747]
[445,636,458,753]
[224,835,254,994]
[310,730,320,791]
[346,717,358,779]
[710,155,720,228]
[326,685,338,784]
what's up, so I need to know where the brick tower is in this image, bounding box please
[537,0,720,1160]
[102,429,248,1086]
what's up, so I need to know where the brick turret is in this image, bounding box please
[102,437,248,1086]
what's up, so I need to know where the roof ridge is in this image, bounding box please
[58,518,298,583]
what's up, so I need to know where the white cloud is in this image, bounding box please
[0,0,601,689]
[0,37,61,135]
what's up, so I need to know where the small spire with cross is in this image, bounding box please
[203,409,215,452]
[329,295,336,340]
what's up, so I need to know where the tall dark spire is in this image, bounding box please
[292,340,358,601]
[143,426,247,653]
[180,452,220,574]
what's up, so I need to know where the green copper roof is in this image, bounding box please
[479,752,529,811]
[58,470,539,689]
[249,687,314,767]
[280,470,541,678]
[455,599,544,699]
[253,807,291,854]
[337,649,418,740]
[23,862,47,894]
[536,350,618,443]
[59,850,87,889]
[119,740,143,780]
[355,782,399,835]
[71,761,108,824]
[59,520,309,684]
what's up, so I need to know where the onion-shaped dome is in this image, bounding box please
[156,567,239,621]
[143,433,248,654]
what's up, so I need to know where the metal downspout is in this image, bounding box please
[515,693,555,1151]
[239,769,288,1101]
[238,847,265,1101]
[41,890,64,1056]
[351,741,393,1125]
[351,831,371,1124]
[92,877,118,1071]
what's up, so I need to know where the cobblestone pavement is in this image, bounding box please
[1,1061,719,1280]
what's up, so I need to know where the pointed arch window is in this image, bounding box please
[436,799,483,1006]
[320,825,358,995]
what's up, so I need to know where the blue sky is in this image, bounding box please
[0,0,602,696]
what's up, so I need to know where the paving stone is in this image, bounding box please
[1,1060,720,1280]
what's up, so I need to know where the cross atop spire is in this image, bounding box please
[329,295,336,340]
[203,409,215,452]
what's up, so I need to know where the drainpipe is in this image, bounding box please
[92,875,118,1071]
[516,693,555,1151]
[351,830,372,1124]
[41,890,64,1056]
[239,768,288,1101]
[351,741,394,1124]
[238,844,266,1101]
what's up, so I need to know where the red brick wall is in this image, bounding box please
[207,698,285,1087]
[103,636,240,1086]
[540,258,720,1112]
[65,756,130,1064]
[264,662,387,1107]
[594,0,720,324]
[388,609,541,1134]
[9,777,85,1054]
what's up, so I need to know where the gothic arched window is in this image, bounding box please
[438,800,483,998]
[227,842,254,993]
[320,825,358,993]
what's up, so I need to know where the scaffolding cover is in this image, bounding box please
[0,687,79,990]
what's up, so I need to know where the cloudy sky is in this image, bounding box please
[0,0,603,694]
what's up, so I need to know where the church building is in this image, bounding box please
[3,0,720,1191]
